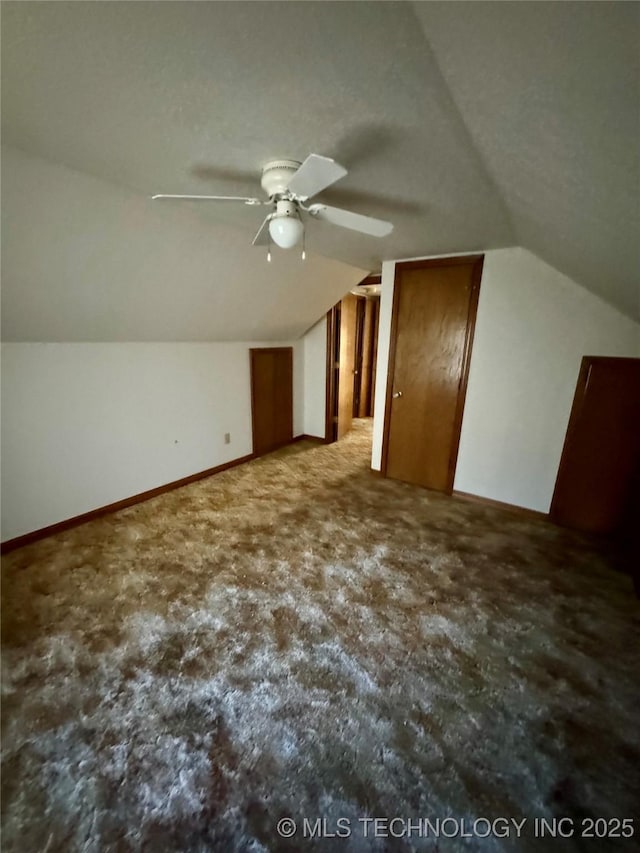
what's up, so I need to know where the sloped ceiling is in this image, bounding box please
[1,1,637,343]
[2,145,368,342]
[413,1,640,320]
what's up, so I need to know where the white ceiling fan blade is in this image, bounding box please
[286,154,347,201]
[151,194,263,205]
[307,203,393,237]
[252,214,273,246]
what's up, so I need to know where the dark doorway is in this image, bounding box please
[250,347,293,456]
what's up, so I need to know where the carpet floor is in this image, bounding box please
[2,420,639,852]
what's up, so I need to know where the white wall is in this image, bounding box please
[302,317,327,439]
[1,341,304,541]
[372,248,640,512]
[292,338,304,439]
[371,260,396,471]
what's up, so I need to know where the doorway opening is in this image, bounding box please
[325,276,381,449]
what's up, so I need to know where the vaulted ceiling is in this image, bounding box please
[2,1,638,342]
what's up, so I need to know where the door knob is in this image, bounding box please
[392,390,403,399]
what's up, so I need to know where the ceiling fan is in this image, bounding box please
[152,154,393,257]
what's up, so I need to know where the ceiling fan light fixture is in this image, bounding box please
[269,215,303,249]
[268,200,304,249]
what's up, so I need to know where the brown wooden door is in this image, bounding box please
[551,357,640,534]
[325,306,340,443]
[337,294,358,439]
[382,256,483,492]
[369,296,380,417]
[353,297,366,417]
[250,347,293,456]
[356,296,380,418]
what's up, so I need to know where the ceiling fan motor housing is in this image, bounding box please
[261,159,301,198]
[274,199,299,219]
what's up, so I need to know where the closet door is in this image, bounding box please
[551,357,640,534]
[382,256,483,492]
[250,347,293,456]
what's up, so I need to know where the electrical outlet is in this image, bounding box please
[224,432,231,445]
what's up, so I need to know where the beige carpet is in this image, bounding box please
[2,420,639,852]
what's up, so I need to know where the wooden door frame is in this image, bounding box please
[325,276,381,443]
[380,255,484,492]
[352,296,367,417]
[324,306,339,443]
[250,346,293,457]
[357,295,380,418]
[550,355,640,525]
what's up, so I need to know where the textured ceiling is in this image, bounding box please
[1,1,638,342]
[413,1,640,320]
